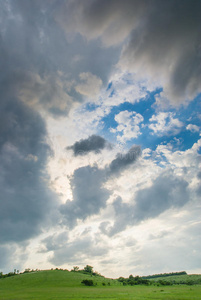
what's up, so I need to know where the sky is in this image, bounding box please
[0,0,201,278]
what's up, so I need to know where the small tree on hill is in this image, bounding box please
[83,265,93,274]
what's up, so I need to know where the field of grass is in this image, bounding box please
[0,269,201,300]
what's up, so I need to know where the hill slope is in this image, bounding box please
[0,269,116,288]
[1,270,201,300]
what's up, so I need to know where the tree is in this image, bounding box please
[83,265,93,274]
[72,266,79,272]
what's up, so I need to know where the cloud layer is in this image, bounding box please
[1,0,201,277]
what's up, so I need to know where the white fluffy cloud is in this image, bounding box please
[186,124,200,133]
[103,71,149,107]
[111,110,144,142]
[149,112,183,136]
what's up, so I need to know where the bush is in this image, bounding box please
[81,279,94,286]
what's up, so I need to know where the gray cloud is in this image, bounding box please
[0,1,68,248]
[67,135,111,156]
[57,0,201,104]
[0,0,120,117]
[109,145,141,175]
[0,90,57,243]
[55,0,143,46]
[134,171,189,221]
[0,0,79,116]
[60,145,141,228]
[1,0,200,114]
[197,171,201,179]
[41,233,108,266]
[196,182,201,196]
[0,244,27,273]
[195,171,201,196]
[101,171,190,236]
[0,0,124,245]
[0,245,16,270]
[40,232,69,253]
[119,0,201,104]
[60,166,110,228]
[4,70,74,116]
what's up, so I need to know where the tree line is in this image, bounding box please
[142,271,187,279]
[71,265,102,277]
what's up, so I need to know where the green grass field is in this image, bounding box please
[0,270,201,300]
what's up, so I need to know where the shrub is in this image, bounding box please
[81,279,94,286]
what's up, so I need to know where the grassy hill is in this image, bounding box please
[0,269,117,288]
[0,269,201,300]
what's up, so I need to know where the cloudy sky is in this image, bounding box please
[1,0,201,278]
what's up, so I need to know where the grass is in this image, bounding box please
[0,269,201,299]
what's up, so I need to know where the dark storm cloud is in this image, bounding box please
[0,92,57,243]
[0,0,120,116]
[0,0,72,115]
[100,171,190,236]
[57,0,201,104]
[67,135,111,156]
[119,0,201,104]
[0,0,68,246]
[60,166,110,228]
[109,145,141,175]
[55,0,142,46]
